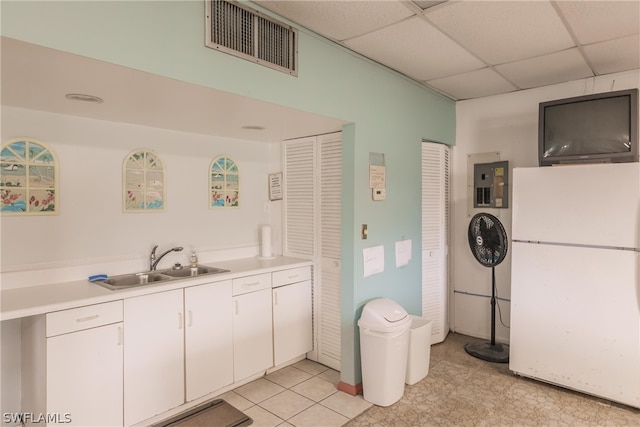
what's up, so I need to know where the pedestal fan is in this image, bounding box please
[465,212,509,363]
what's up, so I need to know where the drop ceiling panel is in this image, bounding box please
[426,1,575,65]
[7,0,638,115]
[427,68,517,101]
[254,0,639,100]
[495,48,593,90]
[253,0,414,41]
[583,35,640,75]
[556,1,640,45]
[344,16,485,81]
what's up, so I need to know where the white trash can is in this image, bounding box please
[358,298,411,406]
[405,315,432,385]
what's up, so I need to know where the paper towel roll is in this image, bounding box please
[261,225,272,258]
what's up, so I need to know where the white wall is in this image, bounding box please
[451,70,640,342]
[0,107,285,422]
[1,107,283,288]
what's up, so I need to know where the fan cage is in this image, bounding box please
[468,213,508,267]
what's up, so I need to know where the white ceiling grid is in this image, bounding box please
[256,0,640,100]
[3,1,639,143]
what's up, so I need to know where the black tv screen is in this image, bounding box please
[538,89,638,166]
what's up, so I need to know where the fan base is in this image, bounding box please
[465,341,510,363]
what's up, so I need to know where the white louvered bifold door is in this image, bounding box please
[283,132,342,371]
[283,137,316,258]
[421,142,450,344]
[317,133,342,370]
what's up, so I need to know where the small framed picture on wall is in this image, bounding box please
[269,172,283,201]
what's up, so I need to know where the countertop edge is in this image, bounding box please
[1,256,312,321]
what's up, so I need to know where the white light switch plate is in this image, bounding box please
[372,188,385,200]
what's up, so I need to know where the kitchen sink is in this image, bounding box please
[96,272,172,290]
[161,266,229,278]
[92,265,230,290]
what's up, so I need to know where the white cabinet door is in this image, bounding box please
[47,323,123,427]
[185,281,233,401]
[124,289,184,426]
[233,288,273,380]
[273,280,313,366]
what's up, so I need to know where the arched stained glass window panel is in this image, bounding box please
[1,138,58,215]
[210,156,239,208]
[123,150,165,212]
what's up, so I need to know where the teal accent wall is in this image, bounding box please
[2,0,455,386]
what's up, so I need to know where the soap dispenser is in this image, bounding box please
[189,252,199,268]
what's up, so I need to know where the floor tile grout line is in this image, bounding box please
[248,402,286,424]
[232,360,364,425]
[252,391,314,423]
[315,399,362,422]
[265,369,339,395]
[257,365,362,423]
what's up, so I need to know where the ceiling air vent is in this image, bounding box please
[206,0,298,76]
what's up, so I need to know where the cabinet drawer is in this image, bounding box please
[232,273,271,295]
[46,300,123,337]
[272,266,311,288]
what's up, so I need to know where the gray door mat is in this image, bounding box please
[152,399,253,427]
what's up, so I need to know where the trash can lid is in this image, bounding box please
[358,298,410,331]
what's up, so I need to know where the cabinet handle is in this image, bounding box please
[235,300,239,315]
[274,291,278,306]
[76,314,99,323]
[245,281,261,287]
[117,326,123,346]
[178,312,183,330]
[188,310,193,327]
[288,274,299,279]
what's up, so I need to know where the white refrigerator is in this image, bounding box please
[510,163,640,409]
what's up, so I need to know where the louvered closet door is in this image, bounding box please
[422,142,450,344]
[284,137,316,258]
[283,132,342,371]
[317,133,342,370]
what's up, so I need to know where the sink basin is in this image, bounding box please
[92,265,230,290]
[95,272,172,290]
[161,266,229,278]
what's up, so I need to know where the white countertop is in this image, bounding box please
[1,256,312,321]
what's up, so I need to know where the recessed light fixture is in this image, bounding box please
[241,125,265,130]
[65,93,104,104]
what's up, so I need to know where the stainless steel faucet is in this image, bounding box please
[149,244,184,270]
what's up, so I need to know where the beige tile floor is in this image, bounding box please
[215,359,371,427]
[181,332,640,426]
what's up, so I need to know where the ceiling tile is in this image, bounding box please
[427,68,518,100]
[495,48,593,89]
[426,1,574,65]
[583,35,640,75]
[344,16,485,81]
[254,0,414,41]
[556,1,640,45]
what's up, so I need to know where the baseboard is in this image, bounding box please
[337,381,362,396]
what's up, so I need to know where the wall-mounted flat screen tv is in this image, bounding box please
[538,88,638,166]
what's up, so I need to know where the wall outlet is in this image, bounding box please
[372,188,386,200]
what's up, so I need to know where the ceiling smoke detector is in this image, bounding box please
[65,93,104,104]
